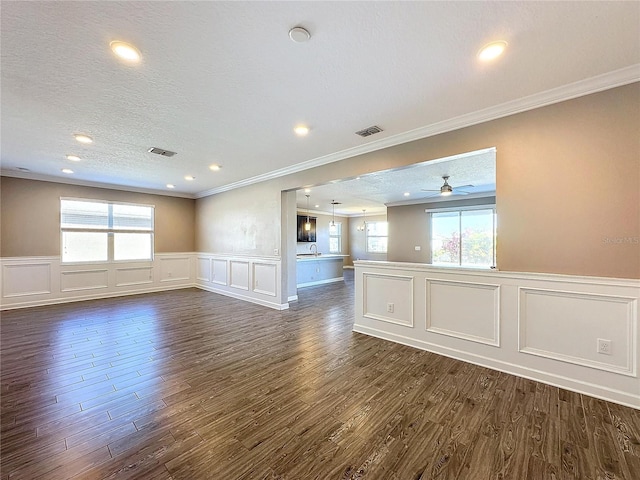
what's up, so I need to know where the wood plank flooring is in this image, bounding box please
[1,271,638,479]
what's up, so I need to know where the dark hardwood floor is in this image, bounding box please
[1,271,638,479]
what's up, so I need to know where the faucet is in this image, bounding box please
[309,244,318,256]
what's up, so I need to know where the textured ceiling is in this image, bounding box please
[296,148,496,215]
[1,1,639,198]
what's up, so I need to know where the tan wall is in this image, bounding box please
[196,83,639,279]
[0,177,195,257]
[348,213,388,263]
[387,197,496,263]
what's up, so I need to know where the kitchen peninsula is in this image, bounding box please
[296,254,348,287]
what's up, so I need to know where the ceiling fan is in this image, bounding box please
[421,176,473,197]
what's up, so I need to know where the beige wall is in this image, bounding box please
[348,213,388,263]
[387,197,496,263]
[0,177,195,257]
[196,83,639,279]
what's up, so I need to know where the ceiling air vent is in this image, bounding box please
[355,125,383,137]
[147,147,177,157]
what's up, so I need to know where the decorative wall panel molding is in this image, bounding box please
[518,287,637,376]
[426,279,500,346]
[363,272,414,327]
[253,262,277,297]
[212,259,228,286]
[115,266,153,287]
[61,269,109,292]
[195,254,286,310]
[159,256,190,282]
[229,261,250,290]
[1,254,195,310]
[196,257,211,282]
[354,260,640,409]
[2,262,51,297]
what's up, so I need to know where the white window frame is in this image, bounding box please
[329,222,342,253]
[427,204,496,268]
[61,197,155,264]
[366,221,388,253]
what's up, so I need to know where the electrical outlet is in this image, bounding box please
[274,248,279,255]
[414,246,421,251]
[387,303,394,313]
[597,338,612,355]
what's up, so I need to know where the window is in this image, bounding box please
[329,222,342,253]
[61,199,154,263]
[366,221,388,253]
[430,206,496,268]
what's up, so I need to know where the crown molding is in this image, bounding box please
[0,170,196,199]
[196,65,640,199]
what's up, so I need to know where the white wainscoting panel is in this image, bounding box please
[195,254,287,310]
[212,259,228,286]
[1,254,196,310]
[363,273,414,327]
[519,288,637,376]
[115,267,153,287]
[426,279,500,346]
[61,269,109,292]
[160,257,190,282]
[2,262,51,297]
[354,261,640,409]
[253,263,277,297]
[197,257,211,282]
[229,261,250,290]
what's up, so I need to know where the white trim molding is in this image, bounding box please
[0,254,195,310]
[195,253,288,310]
[354,260,640,409]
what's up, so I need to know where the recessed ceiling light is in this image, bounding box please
[62,168,74,174]
[304,188,311,193]
[315,204,319,208]
[209,164,222,171]
[74,134,93,144]
[478,41,508,61]
[289,27,311,43]
[403,192,410,197]
[66,155,81,162]
[184,175,195,181]
[294,125,310,136]
[110,41,141,63]
[356,177,361,180]
[166,184,175,189]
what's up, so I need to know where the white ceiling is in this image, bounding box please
[1,2,639,199]
[296,148,496,216]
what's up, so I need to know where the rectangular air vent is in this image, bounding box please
[355,125,383,137]
[147,147,177,157]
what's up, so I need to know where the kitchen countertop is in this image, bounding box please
[296,254,349,261]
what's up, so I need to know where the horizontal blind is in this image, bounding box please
[112,204,153,230]
[61,200,109,229]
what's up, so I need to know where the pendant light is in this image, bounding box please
[304,195,311,231]
[357,209,367,231]
[330,200,340,233]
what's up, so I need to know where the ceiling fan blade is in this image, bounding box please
[453,184,474,189]
[453,190,470,195]
[420,189,440,192]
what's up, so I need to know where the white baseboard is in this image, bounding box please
[197,283,289,310]
[297,277,344,288]
[353,324,639,409]
[353,261,640,409]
